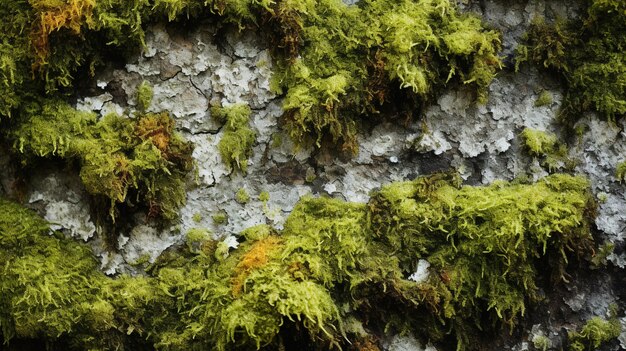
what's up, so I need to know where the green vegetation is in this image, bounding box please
[212,104,256,172]
[136,80,154,112]
[520,128,572,172]
[0,173,596,350]
[517,1,626,123]
[568,317,621,351]
[0,0,502,155]
[212,210,229,225]
[258,190,270,202]
[6,99,193,220]
[535,90,553,107]
[532,334,550,351]
[235,187,250,204]
[272,0,502,151]
[616,161,626,182]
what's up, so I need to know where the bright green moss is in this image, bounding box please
[0,174,596,350]
[273,0,502,151]
[258,190,270,202]
[1,0,501,156]
[568,317,621,351]
[368,173,594,345]
[521,128,558,155]
[235,187,250,204]
[520,128,571,172]
[212,104,256,172]
[517,1,626,122]
[8,99,193,220]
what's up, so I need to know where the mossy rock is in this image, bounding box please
[0,173,597,350]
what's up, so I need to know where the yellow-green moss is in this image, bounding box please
[0,0,501,155]
[136,80,154,112]
[212,104,256,172]
[535,90,553,107]
[212,210,229,225]
[616,161,626,182]
[273,0,502,151]
[8,99,193,220]
[520,128,572,172]
[0,173,597,351]
[568,317,621,351]
[235,187,250,204]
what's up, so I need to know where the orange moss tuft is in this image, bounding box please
[231,236,282,296]
[30,0,96,70]
[135,112,174,153]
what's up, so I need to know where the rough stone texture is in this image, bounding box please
[2,0,625,350]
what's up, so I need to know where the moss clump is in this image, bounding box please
[7,99,193,220]
[517,2,626,122]
[532,334,550,351]
[0,198,171,350]
[212,104,256,172]
[235,187,250,204]
[568,317,622,351]
[212,210,229,225]
[535,90,553,107]
[136,80,154,112]
[616,161,626,182]
[273,0,502,151]
[367,173,594,345]
[258,190,270,202]
[520,128,571,172]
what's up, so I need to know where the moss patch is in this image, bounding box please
[568,316,622,351]
[0,0,501,154]
[7,99,193,220]
[520,128,572,172]
[0,174,596,350]
[517,2,626,123]
[212,103,256,173]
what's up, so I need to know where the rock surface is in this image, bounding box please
[1,0,624,350]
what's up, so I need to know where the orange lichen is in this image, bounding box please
[231,236,283,296]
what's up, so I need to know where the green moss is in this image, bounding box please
[532,334,550,351]
[212,210,229,225]
[590,241,614,268]
[273,0,502,151]
[535,90,553,107]
[258,190,270,202]
[521,128,558,155]
[192,212,202,223]
[520,128,572,172]
[568,317,621,351]
[136,80,154,112]
[616,161,626,182]
[0,0,501,158]
[0,173,596,350]
[185,227,212,253]
[8,99,193,220]
[212,104,256,172]
[235,187,250,204]
[517,2,626,123]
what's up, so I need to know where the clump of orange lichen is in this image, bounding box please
[231,236,282,296]
[135,112,174,153]
[30,0,96,70]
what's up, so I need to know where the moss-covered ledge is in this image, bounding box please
[0,174,596,350]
